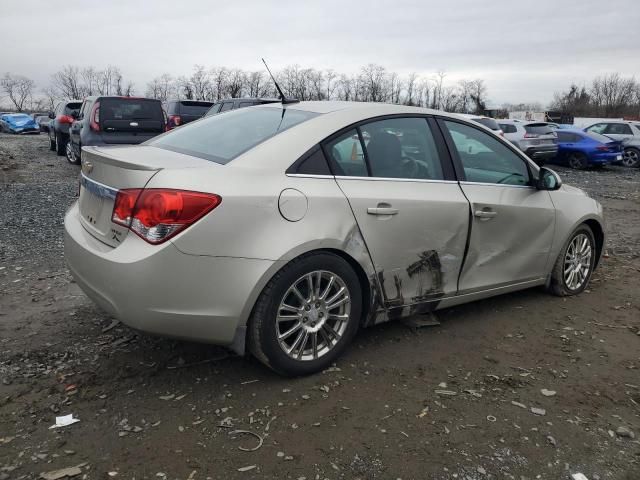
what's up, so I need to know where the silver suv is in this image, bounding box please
[498,120,558,166]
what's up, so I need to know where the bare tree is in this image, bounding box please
[1,73,35,111]
[41,86,58,111]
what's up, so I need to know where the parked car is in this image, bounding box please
[619,137,640,168]
[204,97,280,116]
[549,130,623,169]
[457,114,504,136]
[584,121,640,167]
[0,113,40,134]
[65,101,605,376]
[164,100,214,130]
[66,96,166,164]
[497,120,558,166]
[48,100,83,156]
[35,115,52,132]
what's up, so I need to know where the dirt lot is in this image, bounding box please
[1,133,639,480]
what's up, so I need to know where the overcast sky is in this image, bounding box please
[2,0,639,106]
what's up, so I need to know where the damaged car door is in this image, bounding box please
[440,119,556,293]
[325,116,470,318]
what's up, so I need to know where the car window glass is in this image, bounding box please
[324,129,368,177]
[220,102,233,112]
[556,132,571,142]
[359,117,444,180]
[499,123,517,134]
[604,123,632,135]
[239,101,257,108]
[445,121,530,186]
[586,123,606,134]
[64,102,82,116]
[293,148,332,175]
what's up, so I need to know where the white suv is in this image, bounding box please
[498,120,558,166]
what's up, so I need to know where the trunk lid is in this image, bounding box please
[78,145,207,247]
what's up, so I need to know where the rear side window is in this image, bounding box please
[360,117,444,180]
[556,132,574,142]
[179,101,213,115]
[445,120,529,186]
[206,103,223,116]
[524,124,554,135]
[289,147,332,175]
[324,129,368,177]
[499,123,517,134]
[149,106,318,164]
[604,123,632,135]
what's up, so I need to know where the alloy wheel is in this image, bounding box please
[276,270,351,361]
[66,143,75,163]
[568,154,585,169]
[563,233,592,291]
[622,149,639,167]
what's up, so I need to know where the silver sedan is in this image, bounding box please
[64,102,605,376]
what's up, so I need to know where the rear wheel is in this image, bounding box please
[622,147,639,168]
[66,142,80,165]
[568,152,588,169]
[549,224,596,296]
[55,132,66,156]
[249,252,362,376]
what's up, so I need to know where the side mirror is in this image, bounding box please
[537,167,562,191]
[48,112,54,119]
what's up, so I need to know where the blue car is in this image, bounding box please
[550,129,623,169]
[0,113,40,134]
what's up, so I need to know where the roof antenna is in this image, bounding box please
[262,58,299,105]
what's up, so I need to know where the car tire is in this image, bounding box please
[55,132,66,156]
[66,142,80,165]
[248,252,362,376]
[568,152,588,170]
[622,147,639,168]
[549,224,596,297]
[49,131,56,151]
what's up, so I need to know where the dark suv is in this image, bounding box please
[67,96,166,164]
[48,100,83,155]
[164,100,213,130]
[204,98,279,117]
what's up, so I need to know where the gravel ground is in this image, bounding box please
[1,133,639,480]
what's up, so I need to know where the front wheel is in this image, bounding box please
[622,147,639,168]
[249,253,362,376]
[549,225,596,296]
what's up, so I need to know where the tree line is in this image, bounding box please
[1,64,639,120]
[550,73,640,118]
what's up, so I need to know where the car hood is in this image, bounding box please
[560,184,588,197]
[5,117,36,128]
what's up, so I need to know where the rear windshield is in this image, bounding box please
[64,102,82,115]
[472,117,500,131]
[524,124,555,135]
[585,131,613,143]
[100,98,163,121]
[180,101,213,115]
[149,106,319,164]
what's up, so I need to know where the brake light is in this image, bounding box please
[167,115,181,130]
[90,101,100,132]
[111,189,221,244]
[596,145,611,151]
[58,115,75,124]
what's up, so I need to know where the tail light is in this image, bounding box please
[57,114,75,124]
[167,115,181,130]
[111,189,221,244]
[90,101,101,132]
[596,145,612,151]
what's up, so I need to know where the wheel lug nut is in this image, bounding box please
[315,302,320,308]
[318,312,324,318]
[305,306,310,311]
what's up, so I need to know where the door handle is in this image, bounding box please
[474,209,497,218]
[367,207,399,216]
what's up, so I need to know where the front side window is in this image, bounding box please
[149,106,318,164]
[360,117,444,180]
[445,121,530,186]
[324,129,368,177]
[586,123,606,134]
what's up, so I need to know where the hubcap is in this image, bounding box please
[569,155,583,169]
[563,233,592,291]
[623,149,638,167]
[276,270,351,361]
[66,143,74,162]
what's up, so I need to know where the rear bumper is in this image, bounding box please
[524,146,558,165]
[588,152,622,164]
[64,202,274,348]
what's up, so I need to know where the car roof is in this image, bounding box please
[255,100,449,117]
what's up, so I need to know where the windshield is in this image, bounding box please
[149,106,319,164]
[472,117,501,131]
